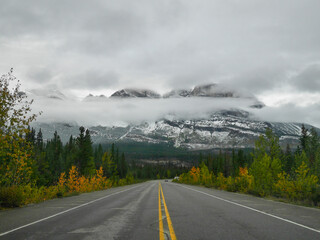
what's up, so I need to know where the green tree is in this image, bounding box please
[250,129,282,196]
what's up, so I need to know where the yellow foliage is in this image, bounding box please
[177,166,254,193]
[58,172,66,192]
[239,167,248,177]
[275,162,319,201]
[215,172,227,190]
[235,167,254,193]
[67,166,80,192]
[189,166,200,184]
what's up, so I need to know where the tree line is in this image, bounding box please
[177,127,320,205]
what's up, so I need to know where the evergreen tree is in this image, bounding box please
[36,128,43,151]
[75,127,94,175]
[47,131,63,182]
[25,126,36,145]
[119,152,127,178]
[94,144,104,168]
[300,124,309,153]
[83,129,95,176]
[284,144,294,174]
[308,127,319,168]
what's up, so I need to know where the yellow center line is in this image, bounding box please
[160,183,177,240]
[159,183,165,240]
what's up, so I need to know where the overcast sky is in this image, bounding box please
[1,0,320,127]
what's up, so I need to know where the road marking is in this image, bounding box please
[159,183,165,240]
[160,183,177,240]
[176,184,320,234]
[0,184,142,237]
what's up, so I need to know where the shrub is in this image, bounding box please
[0,185,24,207]
[274,162,319,204]
[234,167,254,193]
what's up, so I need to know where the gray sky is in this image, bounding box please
[1,0,320,126]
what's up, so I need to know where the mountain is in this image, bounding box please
[28,88,67,100]
[163,84,265,108]
[190,84,239,98]
[29,83,318,155]
[163,89,192,98]
[83,94,107,102]
[110,89,161,98]
[31,109,312,151]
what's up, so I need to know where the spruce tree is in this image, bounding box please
[75,127,94,175]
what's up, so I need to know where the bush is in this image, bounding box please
[275,162,319,202]
[0,185,24,207]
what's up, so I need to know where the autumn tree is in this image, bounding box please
[0,69,38,186]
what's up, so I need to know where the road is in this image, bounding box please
[0,180,320,239]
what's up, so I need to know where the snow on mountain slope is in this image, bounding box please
[31,109,309,149]
[28,88,67,100]
[110,89,161,98]
[83,94,107,102]
[28,84,316,150]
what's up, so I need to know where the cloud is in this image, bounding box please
[290,63,320,92]
[31,96,256,126]
[251,103,320,128]
[27,68,54,84]
[61,70,119,90]
[1,0,320,112]
[28,93,320,129]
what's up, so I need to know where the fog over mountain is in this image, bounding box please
[27,84,319,129]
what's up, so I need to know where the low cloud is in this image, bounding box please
[31,97,254,126]
[290,63,320,93]
[62,70,119,90]
[251,103,320,128]
[29,95,320,129]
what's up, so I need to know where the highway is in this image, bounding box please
[0,180,320,239]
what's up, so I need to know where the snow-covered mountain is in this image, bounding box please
[28,88,67,100]
[110,89,161,98]
[83,94,107,102]
[163,89,192,98]
[163,84,265,108]
[29,84,317,150]
[32,109,311,150]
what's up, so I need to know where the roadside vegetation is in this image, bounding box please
[175,128,320,207]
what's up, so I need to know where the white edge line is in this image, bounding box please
[175,183,320,234]
[0,184,142,236]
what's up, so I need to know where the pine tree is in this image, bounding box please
[300,124,309,153]
[75,127,94,175]
[284,144,294,174]
[309,127,319,168]
[36,128,43,151]
[119,152,127,178]
[25,126,36,145]
[47,131,63,182]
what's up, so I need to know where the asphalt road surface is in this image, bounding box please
[0,180,320,240]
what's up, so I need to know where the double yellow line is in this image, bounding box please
[158,182,177,240]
